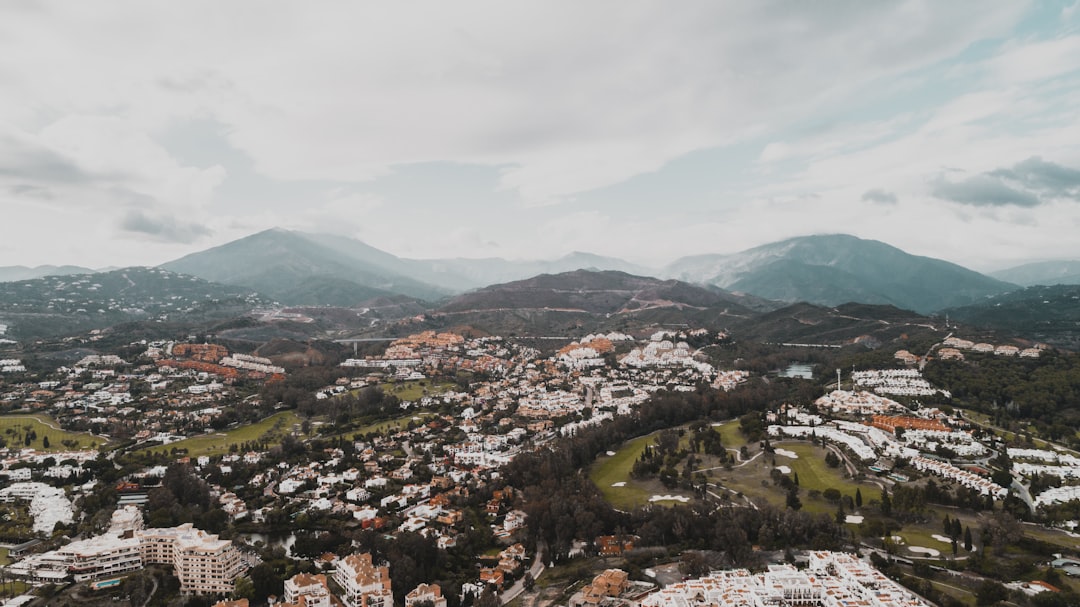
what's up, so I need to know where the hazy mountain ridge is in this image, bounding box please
[664,234,1015,314]
[990,260,1080,287]
[161,229,451,305]
[0,265,97,282]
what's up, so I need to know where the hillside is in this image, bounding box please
[944,284,1080,349]
[990,260,1080,287]
[0,267,267,338]
[665,234,1015,314]
[730,302,946,346]
[439,270,757,316]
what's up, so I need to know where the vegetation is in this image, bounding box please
[139,411,304,457]
[0,414,106,451]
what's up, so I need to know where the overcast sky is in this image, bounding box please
[3,1,1080,272]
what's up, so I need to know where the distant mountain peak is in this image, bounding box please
[664,233,1015,314]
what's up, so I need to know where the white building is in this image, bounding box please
[334,552,393,607]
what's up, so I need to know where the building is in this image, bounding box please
[406,583,447,607]
[334,553,393,607]
[642,552,930,607]
[138,524,246,595]
[59,535,143,582]
[282,573,332,607]
[574,569,630,607]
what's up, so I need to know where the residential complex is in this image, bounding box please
[642,552,930,607]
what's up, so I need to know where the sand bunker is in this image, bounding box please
[774,448,798,459]
[931,534,953,543]
[776,465,792,474]
[650,494,691,503]
[908,546,941,557]
[606,451,616,456]
[845,515,864,524]
[611,482,626,487]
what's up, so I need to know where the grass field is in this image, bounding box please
[590,433,666,509]
[713,441,879,514]
[0,414,107,451]
[326,410,441,441]
[377,380,457,402]
[141,411,304,457]
[712,420,748,450]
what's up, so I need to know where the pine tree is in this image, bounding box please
[943,515,952,535]
[855,487,863,508]
[880,489,891,516]
[964,526,973,551]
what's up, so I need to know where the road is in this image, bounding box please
[501,548,546,605]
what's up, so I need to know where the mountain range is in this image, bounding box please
[7,228,1078,324]
[150,229,1025,314]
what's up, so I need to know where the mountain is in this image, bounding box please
[665,234,1016,314]
[161,228,451,305]
[439,269,757,316]
[944,284,1080,349]
[731,301,945,346]
[161,229,656,304]
[409,251,653,291]
[990,260,1080,287]
[0,265,96,282]
[0,267,266,338]
[424,270,760,337]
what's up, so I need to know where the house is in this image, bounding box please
[595,535,638,556]
[406,584,447,607]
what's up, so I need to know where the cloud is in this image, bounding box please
[119,209,212,243]
[989,156,1080,198]
[932,173,1040,207]
[0,2,1023,204]
[932,157,1080,208]
[861,189,898,204]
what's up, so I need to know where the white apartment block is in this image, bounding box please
[642,551,929,607]
[138,524,246,595]
[60,535,143,582]
[334,552,393,607]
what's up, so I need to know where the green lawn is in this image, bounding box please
[0,414,108,451]
[327,410,441,441]
[590,433,661,509]
[140,411,304,457]
[778,443,869,495]
[712,441,879,514]
[712,420,748,450]
[378,380,457,402]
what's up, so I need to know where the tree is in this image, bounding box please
[523,572,535,592]
[41,436,50,449]
[786,487,802,511]
[880,489,891,516]
[824,451,840,468]
[855,488,862,508]
[975,580,1007,606]
[963,526,973,551]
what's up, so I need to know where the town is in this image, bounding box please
[0,322,1076,607]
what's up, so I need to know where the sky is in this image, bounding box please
[3,1,1080,272]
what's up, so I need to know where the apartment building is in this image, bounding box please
[138,524,245,594]
[283,573,332,607]
[334,552,393,607]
